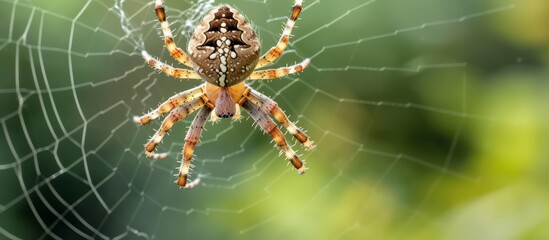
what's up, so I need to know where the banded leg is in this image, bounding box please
[177,106,212,188]
[245,88,315,150]
[154,0,192,67]
[143,98,206,159]
[142,51,200,79]
[133,84,204,125]
[256,0,303,68]
[241,100,306,174]
[248,58,310,80]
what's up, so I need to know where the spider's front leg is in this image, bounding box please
[245,88,315,150]
[241,100,307,174]
[133,84,204,125]
[143,97,206,159]
[177,106,212,188]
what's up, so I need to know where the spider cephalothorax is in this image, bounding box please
[136,0,314,188]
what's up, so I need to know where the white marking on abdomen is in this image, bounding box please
[219,74,226,87]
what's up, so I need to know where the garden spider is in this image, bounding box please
[135,0,314,188]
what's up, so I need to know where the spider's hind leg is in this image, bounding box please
[255,0,304,69]
[153,0,193,67]
[248,58,310,80]
[141,51,201,79]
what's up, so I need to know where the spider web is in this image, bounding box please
[1,0,548,239]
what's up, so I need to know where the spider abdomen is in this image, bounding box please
[188,4,260,87]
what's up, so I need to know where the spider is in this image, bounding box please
[135,0,314,188]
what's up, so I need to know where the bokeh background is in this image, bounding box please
[1,0,548,239]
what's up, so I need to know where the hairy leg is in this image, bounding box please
[255,0,303,68]
[134,84,204,125]
[154,0,193,67]
[142,51,200,79]
[143,98,206,159]
[241,100,306,174]
[177,106,212,188]
[248,58,309,80]
[245,88,314,150]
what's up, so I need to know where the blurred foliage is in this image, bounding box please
[0,0,548,239]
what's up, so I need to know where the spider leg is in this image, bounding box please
[143,97,206,159]
[142,51,200,79]
[245,88,315,150]
[134,84,204,125]
[154,0,193,67]
[241,100,307,174]
[177,106,212,188]
[247,58,310,80]
[256,0,303,69]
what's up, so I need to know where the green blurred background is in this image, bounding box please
[1,0,548,239]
